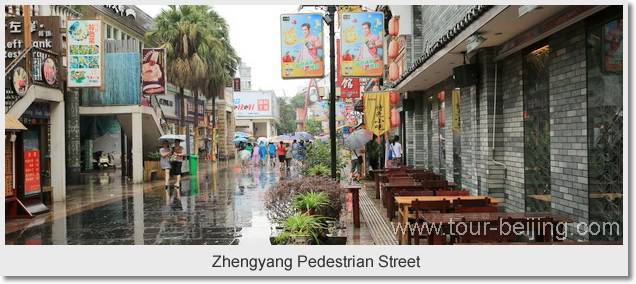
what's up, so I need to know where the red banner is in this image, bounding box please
[336,39,360,99]
[24,150,41,195]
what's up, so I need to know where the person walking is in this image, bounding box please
[268,142,277,167]
[285,142,293,171]
[348,147,364,183]
[252,143,261,166]
[292,140,300,167]
[276,141,286,171]
[246,143,254,163]
[171,139,185,189]
[259,141,267,165]
[388,135,403,168]
[159,140,172,190]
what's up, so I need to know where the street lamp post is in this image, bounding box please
[327,5,337,180]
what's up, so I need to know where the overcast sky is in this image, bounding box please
[138,5,326,99]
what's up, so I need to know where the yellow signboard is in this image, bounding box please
[364,91,391,136]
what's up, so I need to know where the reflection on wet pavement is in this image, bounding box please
[5,161,304,245]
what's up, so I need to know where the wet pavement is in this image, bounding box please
[5,160,365,245]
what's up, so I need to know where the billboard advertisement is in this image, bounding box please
[67,20,103,88]
[281,14,324,79]
[141,48,167,95]
[336,39,360,99]
[235,92,274,116]
[313,102,329,121]
[340,12,384,77]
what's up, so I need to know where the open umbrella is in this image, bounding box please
[315,136,329,144]
[257,137,269,143]
[295,132,313,140]
[247,137,257,143]
[344,129,372,150]
[158,134,186,143]
[276,135,293,141]
[234,132,250,138]
[232,137,248,143]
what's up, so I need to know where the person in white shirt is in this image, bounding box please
[388,135,402,168]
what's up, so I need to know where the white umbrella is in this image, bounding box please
[344,129,372,150]
[158,134,186,143]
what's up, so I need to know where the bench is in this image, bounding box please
[143,170,158,182]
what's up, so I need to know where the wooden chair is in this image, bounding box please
[454,217,517,244]
[410,199,451,245]
[424,179,448,191]
[389,190,434,221]
[455,205,499,213]
[413,172,435,181]
[436,190,470,196]
[453,197,491,208]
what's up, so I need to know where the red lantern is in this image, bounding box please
[389,62,399,81]
[388,17,400,37]
[388,40,399,59]
[391,108,400,127]
[390,92,399,104]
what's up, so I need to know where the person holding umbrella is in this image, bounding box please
[348,147,364,183]
[259,141,267,166]
[159,140,172,190]
[252,142,261,166]
[171,139,185,190]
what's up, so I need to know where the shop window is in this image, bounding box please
[586,16,623,241]
[427,96,433,169]
[523,43,551,212]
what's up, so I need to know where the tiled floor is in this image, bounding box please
[5,160,377,245]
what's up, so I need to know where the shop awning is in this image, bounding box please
[5,114,27,131]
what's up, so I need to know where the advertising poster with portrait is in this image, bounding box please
[141,48,167,95]
[281,14,324,79]
[336,39,360,99]
[603,18,623,72]
[336,102,347,121]
[313,102,329,121]
[340,12,384,77]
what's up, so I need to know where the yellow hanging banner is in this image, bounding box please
[364,91,391,137]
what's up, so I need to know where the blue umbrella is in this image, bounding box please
[276,135,293,141]
[295,132,313,140]
[232,137,248,143]
[291,135,302,140]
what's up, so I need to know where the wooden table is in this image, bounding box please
[384,182,459,218]
[395,196,503,245]
[419,212,573,245]
[343,185,361,228]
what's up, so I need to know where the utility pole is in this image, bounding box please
[327,5,337,179]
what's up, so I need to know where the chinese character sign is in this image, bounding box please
[67,20,103,87]
[141,48,166,94]
[340,12,384,77]
[364,91,391,136]
[23,130,41,196]
[281,14,324,79]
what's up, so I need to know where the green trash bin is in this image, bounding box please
[190,155,199,175]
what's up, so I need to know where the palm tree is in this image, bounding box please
[146,5,213,154]
[147,5,240,157]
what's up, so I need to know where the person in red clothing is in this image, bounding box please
[276,141,286,171]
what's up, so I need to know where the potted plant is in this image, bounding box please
[265,177,346,223]
[274,212,329,245]
[308,165,330,176]
[292,191,329,215]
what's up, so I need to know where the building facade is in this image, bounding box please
[385,5,623,241]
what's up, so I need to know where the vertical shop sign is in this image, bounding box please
[340,12,384,77]
[364,91,391,136]
[141,48,167,94]
[67,19,103,88]
[281,14,325,79]
[23,130,41,196]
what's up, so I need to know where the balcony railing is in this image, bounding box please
[5,46,62,113]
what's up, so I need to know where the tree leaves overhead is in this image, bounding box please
[146,5,241,99]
